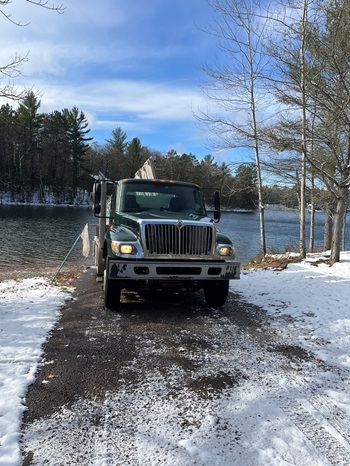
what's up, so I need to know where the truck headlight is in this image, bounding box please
[218,245,235,257]
[120,244,137,255]
[111,241,137,255]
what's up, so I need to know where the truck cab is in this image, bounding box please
[93,164,240,310]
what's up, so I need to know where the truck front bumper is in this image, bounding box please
[107,259,240,280]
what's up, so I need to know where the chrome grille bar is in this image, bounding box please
[145,223,213,256]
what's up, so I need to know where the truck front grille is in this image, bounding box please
[145,223,214,256]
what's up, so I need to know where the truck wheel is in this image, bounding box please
[104,269,121,310]
[203,280,229,307]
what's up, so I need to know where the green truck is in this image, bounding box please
[93,158,240,310]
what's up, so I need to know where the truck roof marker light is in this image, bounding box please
[151,179,174,184]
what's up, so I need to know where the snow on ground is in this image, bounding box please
[0,279,71,465]
[233,251,350,370]
[1,252,350,465]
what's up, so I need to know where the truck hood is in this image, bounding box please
[120,211,213,223]
[114,211,214,240]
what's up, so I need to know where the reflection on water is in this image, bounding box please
[0,205,346,269]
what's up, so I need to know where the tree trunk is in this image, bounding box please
[341,212,346,251]
[309,203,315,253]
[259,203,266,256]
[309,108,316,253]
[299,0,308,259]
[254,145,266,256]
[324,206,332,251]
[330,192,346,265]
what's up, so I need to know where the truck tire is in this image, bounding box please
[203,280,229,307]
[104,269,121,310]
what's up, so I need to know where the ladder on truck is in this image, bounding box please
[134,156,157,179]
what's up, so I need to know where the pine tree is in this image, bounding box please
[0,104,16,196]
[125,137,143,178]
[63,106,93,199]
[40,110,71,200]
[105,127,128,180]
[15,91,42,196]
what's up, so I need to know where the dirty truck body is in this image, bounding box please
[93,162,240,309]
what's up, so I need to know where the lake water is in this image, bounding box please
[219,209,330,262]
[0,205,96,270]
[0,205,346,269]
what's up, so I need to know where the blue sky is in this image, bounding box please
[1,0,243,162]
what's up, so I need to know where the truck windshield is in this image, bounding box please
[120,181,207,216]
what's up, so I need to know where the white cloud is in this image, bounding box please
[29,78,203,121]
[0,0,220,156]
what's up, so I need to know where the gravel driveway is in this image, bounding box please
[21,269,350,465]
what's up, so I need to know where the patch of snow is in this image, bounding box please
[0,278,71,465]
[233,251,350,369]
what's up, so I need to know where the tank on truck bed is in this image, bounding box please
[92,158,240,309]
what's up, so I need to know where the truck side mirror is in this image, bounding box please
[214,191,221,223]
[93,181,101,215]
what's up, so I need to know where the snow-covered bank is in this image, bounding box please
[0,279,71,465]
[0,190,91,206]
[233,251,350,370]
[1,253,350,465]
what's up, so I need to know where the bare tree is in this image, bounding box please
[298,0,310,259]
[196,0,272,256]
[0,53,29,100]
[258,0,320,259]
[0,0,65,100]
[0,0,64,25]
[307,0,350,264]
[263,0,350,264]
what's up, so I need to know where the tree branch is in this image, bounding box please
[0,0,65,26]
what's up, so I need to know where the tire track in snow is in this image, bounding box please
[270,375,350,466]
[195,301,350,466]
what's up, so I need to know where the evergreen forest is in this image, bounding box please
[0,91,316,210]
